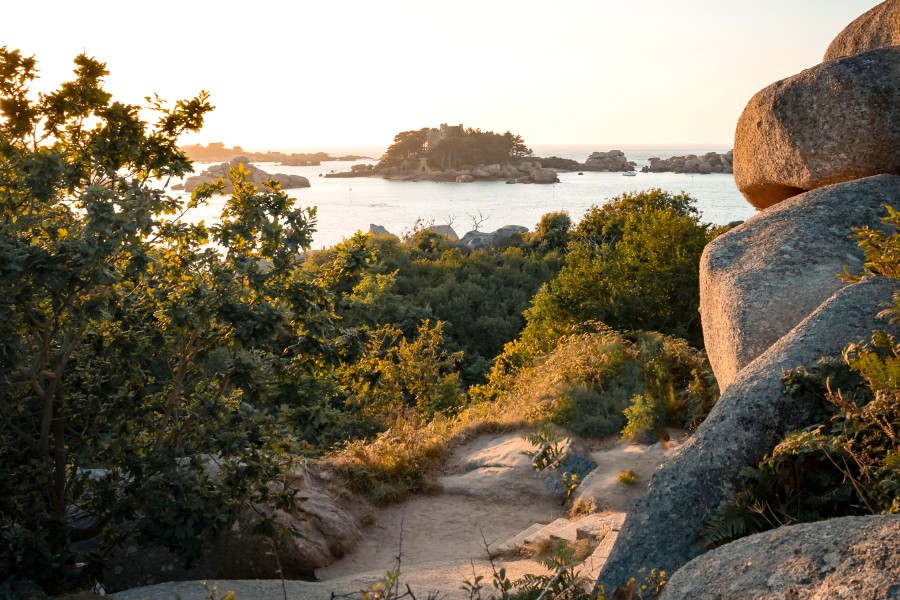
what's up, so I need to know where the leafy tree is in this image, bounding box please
[0,49,329,590]
[341,320,463,424]
[505,130,532,159]
[377,128,429,169]
[525,189,715,351]
[530,210,572,256]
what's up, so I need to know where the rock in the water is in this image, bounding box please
[700,175,900,390]
[659,516,900,600]
[824,0,900,62]
[531,168,560,183]
[734,47,900,209]
[182,161,311,193]
[596,277,900,592]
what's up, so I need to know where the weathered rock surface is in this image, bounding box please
[734,47,900,209]
[182,157,311,193]
[104,466,366,591]
[597,277,900,592]
[660,516,900,600]
[824,0,900,62]
[700,175,900,390]
[641,151,733,174]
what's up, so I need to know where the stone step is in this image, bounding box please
[524,518,573,544]
[573,513,626,541]
[494,522,546,555]
[584,530,620,580]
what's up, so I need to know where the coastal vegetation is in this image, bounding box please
[6,44,894,600]
[0,49,720,593]
[378,126,532,171]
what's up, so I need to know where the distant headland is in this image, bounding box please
[180,142,372,166]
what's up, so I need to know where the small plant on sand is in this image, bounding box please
[618,470,639,485]
[523,424,569,470]
[562,472,581,499]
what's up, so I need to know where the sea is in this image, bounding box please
[177,144,757,250]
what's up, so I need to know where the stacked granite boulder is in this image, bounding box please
[597,2,900,597]
[583,150,636,172]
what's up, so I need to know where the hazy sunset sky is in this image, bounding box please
[1,0,882,150]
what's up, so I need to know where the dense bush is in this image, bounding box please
[525,189,717,350]
[0,50,332,590]
[482,328,717,440]
[307,231,565,385]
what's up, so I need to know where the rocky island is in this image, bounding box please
[177,157,311,193]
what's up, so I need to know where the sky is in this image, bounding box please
[0,0,883,151]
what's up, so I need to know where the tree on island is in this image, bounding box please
[378,125,532,171]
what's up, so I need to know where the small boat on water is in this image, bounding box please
[622,171,636,177]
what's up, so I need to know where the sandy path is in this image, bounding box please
[114,431,681,600]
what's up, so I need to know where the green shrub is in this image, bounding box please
[480,329,718,440]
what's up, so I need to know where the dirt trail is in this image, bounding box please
[114,431,684,600]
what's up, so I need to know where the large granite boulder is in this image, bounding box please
[700,175,900,390]
[824,0,900,62]
[659,516,900,600]
[459,230,494,249]
[733,47,900,209]
[424,224,459,241]
[596,277,900,592]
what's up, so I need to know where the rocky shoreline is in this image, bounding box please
[324,149,735,183]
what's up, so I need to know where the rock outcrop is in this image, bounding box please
[733,47,900,209]
[103,466,366,591]
[700,175,900,390]
[182,157,311,193]
[368,224,398,238]
[597,277,900,591]
[659,515,900,600]
[583,150,635,172]
[458,225,529,249]
[824,0,900,62]
[641,151,733,174]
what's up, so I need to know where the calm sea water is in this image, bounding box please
[179,144,756,250]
